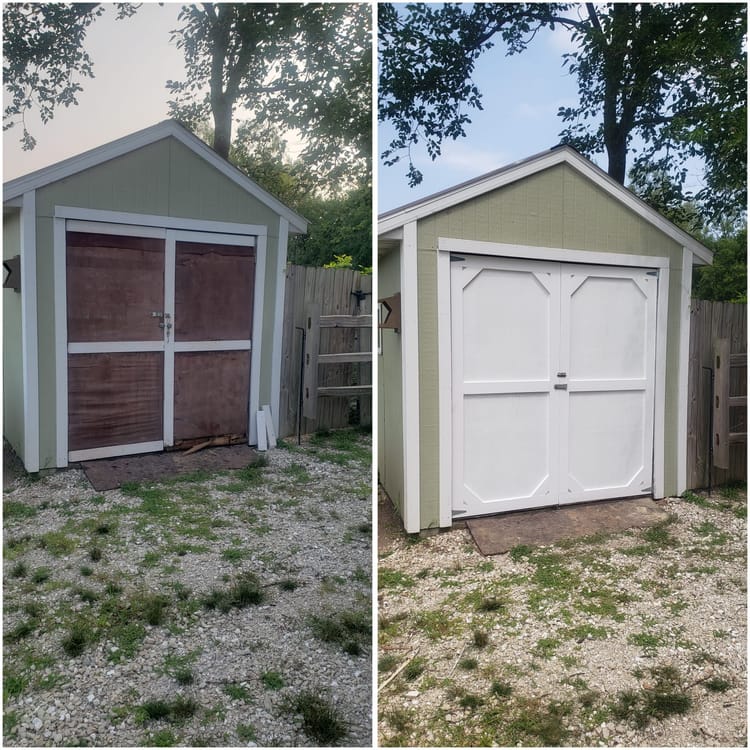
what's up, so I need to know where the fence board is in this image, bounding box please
[278,265,372,438]
[687,300,747,489]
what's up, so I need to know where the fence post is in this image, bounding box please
[713,338,730,470]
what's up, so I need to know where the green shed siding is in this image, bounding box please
[3,209,24,462]
[415,163,685,528]
[378,248,405,516]
[33,136,283,468]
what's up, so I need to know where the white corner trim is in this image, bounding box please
[21,191,40,472]
[248,232,267,446]
[438,237,670,270]
[652,266,670,499]
[436,250,453,527]
[53,216,68,468]
[163,231,177,448]
[676,248,693,495]
[270,218,289,437]
[401,221,421,533]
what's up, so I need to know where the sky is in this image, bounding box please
[3,3,708,211]
[3,4,186,181]
[378,23,588,212]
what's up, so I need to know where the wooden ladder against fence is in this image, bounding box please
[687,299,747,488]
[302,305,372,420]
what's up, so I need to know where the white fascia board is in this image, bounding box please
[676,247,693,495]
[4,120,308,235]
[378,147,713,264]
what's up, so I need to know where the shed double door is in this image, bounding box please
[451,255,657,517]
[66,228,256,461]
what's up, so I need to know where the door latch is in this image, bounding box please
[554,383,568,390]
[556,372,567,378]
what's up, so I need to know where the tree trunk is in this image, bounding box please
[211,97,232,159]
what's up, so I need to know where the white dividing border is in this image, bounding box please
[676,247,693,495]
[401,221,421,533]
[436,237,671,522]
[20,191,40,472]
[54,214,266,464]
[270,217,289,437]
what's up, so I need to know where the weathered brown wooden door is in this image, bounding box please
[66,231,166,459]
[65,227,257,461]
[171,238,256,443]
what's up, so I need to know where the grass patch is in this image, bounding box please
[221,547,249,564]
[62,622,89,657]
[458,657,478,670]
[288,690,347,744]
[236,723,257,742]
[473,629,489,648]
[261,671,284,690]
[223,683,252,702]
[137,696,199,724]
[10,561,28,578]
[491,680,513,698]
[402,657,426,681]
[308,609,370,655]
[703,676,731,692]
[378,654,400,673]
[414,609,459,640]
[4,500,38,519]
[39,531,76,555]
[378,567,415,589]
[611,664,691,728]
[202,572,266,612]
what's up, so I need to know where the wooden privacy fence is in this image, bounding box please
[687,299,747,489]
[278,265,372,438]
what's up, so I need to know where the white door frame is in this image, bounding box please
[53,207,266,466]
[436,237,670,526]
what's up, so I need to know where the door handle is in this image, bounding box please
[556,372,567,378]
[554,383,568,390]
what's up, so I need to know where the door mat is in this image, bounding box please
[465,497,668,556]
[80,445,259,491]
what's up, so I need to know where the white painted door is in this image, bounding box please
[451,256,657,517]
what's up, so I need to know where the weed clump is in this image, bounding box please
[62,623,89,657]
[202,572,265,612]
[288,690,346,744]
[308,609,370,655]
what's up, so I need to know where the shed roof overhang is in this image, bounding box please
[378,145,713,265]
[3,119,308,234]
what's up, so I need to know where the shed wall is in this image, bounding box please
[416,163,685,528]
[3,209,24,461]
[378,247,405,516]
[33,137,283,468]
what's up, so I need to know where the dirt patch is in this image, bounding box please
[378,486,746,747]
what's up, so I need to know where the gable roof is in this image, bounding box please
[3,119,308,233]
[378,145,712,264]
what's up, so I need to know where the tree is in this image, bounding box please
[168,3,371,190]
[692,227,747,303]
[289,183,371,271]
[379,3,746,221]
[3,3,137,150]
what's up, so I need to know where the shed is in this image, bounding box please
[378,145,713,533]
[3,119,307,472]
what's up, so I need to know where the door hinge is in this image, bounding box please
[646,271,658,277]
[450,255,466,262]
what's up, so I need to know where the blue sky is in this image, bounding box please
[378,23,589,212]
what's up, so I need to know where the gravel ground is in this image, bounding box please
[378,487,746,747]
[4,431,372,747]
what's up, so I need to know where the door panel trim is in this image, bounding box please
[68,341,165,354]
[69,440,164,463]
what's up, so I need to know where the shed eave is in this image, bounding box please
[3,120,308,235]
[377,145,712,265]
